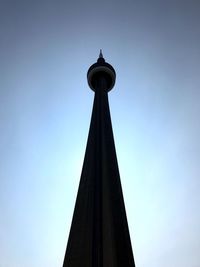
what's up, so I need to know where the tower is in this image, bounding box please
[62,51,135,267]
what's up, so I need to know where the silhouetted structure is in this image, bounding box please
[62,52,135,267]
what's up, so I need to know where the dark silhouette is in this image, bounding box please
[62,51,135,267]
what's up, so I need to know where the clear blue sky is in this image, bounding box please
[0,1,200,266]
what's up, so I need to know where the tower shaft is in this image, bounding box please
[62,54,135,267]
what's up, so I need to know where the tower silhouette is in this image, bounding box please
[62,52,135,267]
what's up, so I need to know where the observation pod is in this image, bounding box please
[87,50,116,92]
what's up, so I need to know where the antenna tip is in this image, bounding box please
[99,49,103,58]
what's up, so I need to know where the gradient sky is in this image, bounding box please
[0,0,200,266]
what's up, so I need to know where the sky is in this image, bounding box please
[0,0,200,266]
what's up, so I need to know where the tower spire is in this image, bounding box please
[99,49,103,58]
[62,54,135,267]
[97,49,105,64]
